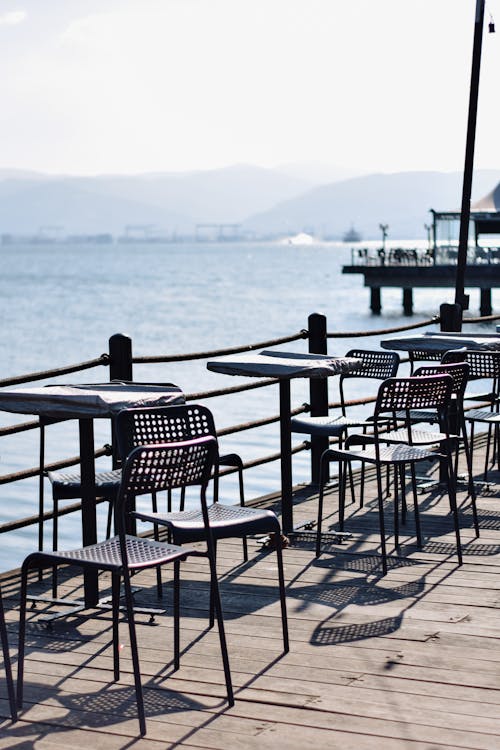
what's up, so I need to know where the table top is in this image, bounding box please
[0,383,185,419]
[380,332,500,353]
[207,349,362,379]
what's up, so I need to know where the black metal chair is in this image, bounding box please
[46,405,247,597]
[0,583,16,722]
[316,374,462,573]
[387,361,479,537]
[117,404,288,653]
[17,436,234,736]
[441,350,500,485]
[291,349,400,504]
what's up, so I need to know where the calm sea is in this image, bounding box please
[0,240,496,569]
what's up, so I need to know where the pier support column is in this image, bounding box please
[370,287,381,315]
[402,288,413,316]
[480,288,492,316]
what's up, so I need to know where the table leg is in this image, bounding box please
[79,419,99,607]
[279,379,293,534]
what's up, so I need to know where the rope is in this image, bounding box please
[465,313,500,323]
[327,316,439,338]
[132,330,307,364]
[0,445,111,486]
[186,378,277,401]
[0,355,109,388]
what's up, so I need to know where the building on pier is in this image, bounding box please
[342,183,500,315]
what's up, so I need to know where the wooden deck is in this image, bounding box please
[1,440,500,749]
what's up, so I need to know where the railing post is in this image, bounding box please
[109,333,133,382]
[308,313,329,484]
[108,334,133,467]
[440,303,463,332]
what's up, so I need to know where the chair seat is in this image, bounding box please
[135,503,280,543]
[465,408,500,423]
[382,427,458,445]
[291,414,369,437]
[28,534,192,571]
[330,442,439,465]
[48,468,121,500]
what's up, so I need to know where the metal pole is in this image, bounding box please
[455,0,486,315]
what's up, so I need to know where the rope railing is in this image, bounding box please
[0,445,111,486]
[133,330,307,364]
[464,312,500,324]
[2,308,500,542]
[0,355,109,388]
[327,316,439,339]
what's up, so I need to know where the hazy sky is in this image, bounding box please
[1,0,499,176]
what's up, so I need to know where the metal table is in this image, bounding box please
[0,383,184,607]
[380,331,500,355]
[207,350,361,534]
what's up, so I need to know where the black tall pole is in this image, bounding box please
[455,0,486,318]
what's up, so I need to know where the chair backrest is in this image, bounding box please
[375,374,453,418]
[441,348,500,380]
[339,350,400,414]
[115,404,218,461]
[409,349,442,374]
[343,349,400,380]
[441,349,500,406]
[115,436,217,531]
[413,361,469,401]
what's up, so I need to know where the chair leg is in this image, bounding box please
[393,467,400,550]
[409,463,422,548]
[375,465,388,575]
[105,500,113,540]
[52,499,59,599]
[316,450,330,557]
[444,443,463,566]
[237,464,248,562]
[461,416,480,537]
[205,535,234,707]
[209,541,217,630]
[0,586,16,721]
[275,536,289,653]
[112,572,121,681]
[122,567,146,736]
[173,560,180,671]
[338,458,348,532]
[151,492,162,599]
[16,562,30,710]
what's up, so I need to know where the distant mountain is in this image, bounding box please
[2,166,500,238]
[243,169,500,240]
[0,165,310,234]
[274,161,366,185]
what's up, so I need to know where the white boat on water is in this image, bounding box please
[281,232,316,245]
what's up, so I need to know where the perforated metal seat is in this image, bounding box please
[136,502,280,544]
[317,374,463,572]
[18,436,234,737]
[47,534,193,569]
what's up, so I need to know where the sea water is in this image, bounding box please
[0,240,496,569]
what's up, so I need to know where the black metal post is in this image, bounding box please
[455,0,486,316]
[440,302,463,332]
[279,379,293,535]
[308,313,329,484]
[109,333,133,382]
[109,334,133,468]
